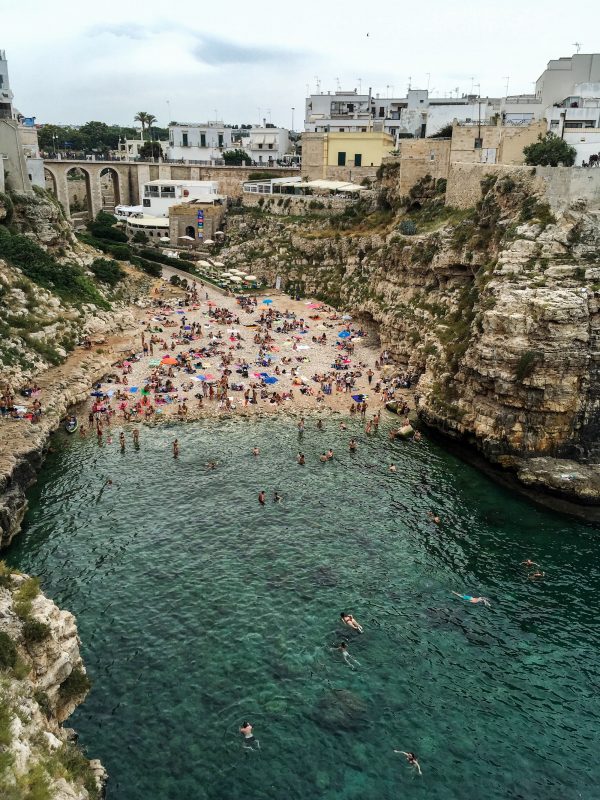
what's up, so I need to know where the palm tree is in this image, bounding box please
[134,112,156,142]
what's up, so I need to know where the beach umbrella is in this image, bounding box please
[129,387,139,393]
[194,375,206,381]
[204,373,215,380]
[204,239,215,245]
[183,325,192,330]
[337,331,351,339]
[342,314,352,320]
[178,235,195,242]
[161,356,178,365]
[297,345,310,350]
[230,276,242,283]
[159,236,170,243]
[262,299,273,305]
[244,275,257,281]
[352,394,366,402]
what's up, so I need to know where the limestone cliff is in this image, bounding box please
[0,188,149,388]
[0,566,106,799]
[222,174,600,514]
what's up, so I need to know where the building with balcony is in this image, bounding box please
[242,127,292,165]
[545,82,600,164]
[166,123,233,163]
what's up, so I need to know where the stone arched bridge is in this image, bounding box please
[42,160,298,220]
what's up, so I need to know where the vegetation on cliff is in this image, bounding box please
[0,564,101,800]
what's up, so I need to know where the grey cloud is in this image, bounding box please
[192,35,302,66]
[88,23,157,40]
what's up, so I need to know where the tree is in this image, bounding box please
[139,141,163,160]
[134,112,157,141]
[429,123,453,138]
[222,148,252,166]
[523,132,577,167]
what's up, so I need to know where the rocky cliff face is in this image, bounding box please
[223,175,600,513]
[0,567,105,799]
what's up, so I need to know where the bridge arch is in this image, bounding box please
[65,165,93,223]
[99,166,122,213]
[44,167,57,197]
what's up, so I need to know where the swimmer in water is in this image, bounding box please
[327,448,334,460]
[339,422,347,431]
[273,491,282,502]
[393,751,422,776]
[389,464,397,472]
[297,452,305,465]
[316,419,323,430]
[252,446,260,456]
[173,439,179,458]
[528,571,545,580]
[349,438,357,452]
[428,512,441,525]
[239,721,259,750]
[205,461,217,470]
[335,641,360,668]
[258,490,266,506]
[340,612,364,633]
[320,452,328,462]
[521,559,539,568]
[119,432,125,451]
[452,592,491,607]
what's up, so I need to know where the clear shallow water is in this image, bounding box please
[5,417,600,800]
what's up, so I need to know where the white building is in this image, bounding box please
[167,123,233,162]
[243,127,292,165]
[545,82,600,164]
[140,179,220,217]
[536,54,600,110]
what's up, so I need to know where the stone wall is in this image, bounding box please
[240,192,362,216]
[393,139,451,196]
[445,162,542,208]
[537,166,600,212]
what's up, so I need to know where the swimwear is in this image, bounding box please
[462,595,473,601]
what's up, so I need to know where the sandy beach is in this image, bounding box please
[86,279,414,427]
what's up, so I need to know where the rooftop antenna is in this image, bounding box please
[470,76,475,94]
[426,72,431,91]
[336,77,341,91]
[386,84,390,98]
[573,41,582,54]
[455,86,459,98]
[407,75,412,92]
[306,83,310,97]
[314,75,321,92]
[357,78,362,93]
[503,76,510,96]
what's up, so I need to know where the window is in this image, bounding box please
[361,127,367,133]
[218,133,224,147]
[354,153,362,167]
[337,151,346,166]
[268,143,273,149]
[182,132,188,147]
[143,198,151,207]
[379,107,385,118]
[258,143,263,149]
[200,133,206,147]
[348,103,354,112]
[474,137,483,149]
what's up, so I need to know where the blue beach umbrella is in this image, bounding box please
[352,394,366,402]
[338,331,351,339]
[262,299,273,305]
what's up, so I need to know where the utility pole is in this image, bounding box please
[572,42,582,54]
[503,76,510,97]
[357,77,362,93]
[291,107,295,133]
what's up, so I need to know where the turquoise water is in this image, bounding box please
[5,417,600,800]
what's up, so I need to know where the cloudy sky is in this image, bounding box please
[3,0,598,128]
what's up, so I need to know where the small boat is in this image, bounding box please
[64,417,78,434]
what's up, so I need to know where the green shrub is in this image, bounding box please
[132,257,162,277]
[106,244,131,261]
[50,742,99,799]
[0,631,18,671]
[515,350,543,381]
[132,230,149,244]
[22,619,51,645]
[399,219,417,235]
[14,577,40,618]
[0,561,13,589]
[0,231,107,307]
[169,274,181,286]
[34,690,52,717]
[90,258,125,286]
[59,666,91,701]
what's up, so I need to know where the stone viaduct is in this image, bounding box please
[42,160,298,220]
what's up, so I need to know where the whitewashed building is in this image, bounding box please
[545,82,600,164]
[167,123,233,162]
[243,127,292,165]
[140,179,220,216]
